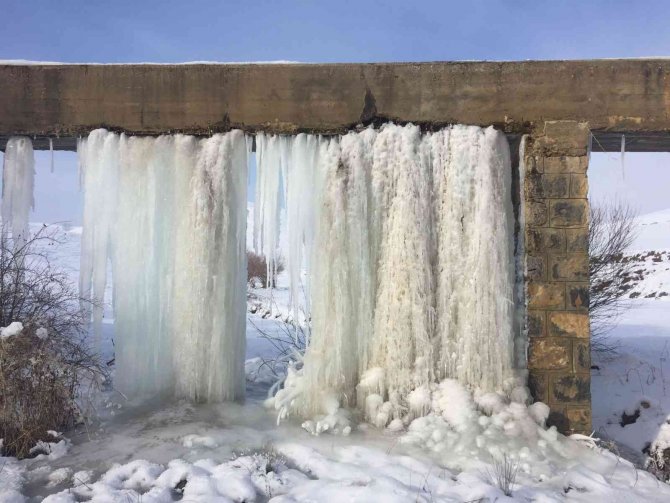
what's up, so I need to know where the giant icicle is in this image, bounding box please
[79,129,247,401]
[261,124,517,426]
[2,137,35,243]
[429,126,515,391]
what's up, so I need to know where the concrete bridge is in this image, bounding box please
[3,59,670,433]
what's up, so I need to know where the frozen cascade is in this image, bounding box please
[377,125,436,390]
[262,124,517,425]
[1,137,35,243]
[254,133,286,287]
[79,129,248,400]
[429,126,515,392]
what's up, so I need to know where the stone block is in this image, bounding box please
[543,156,588,174]
[547,312,589,338]
[527,310,546,337]
[534,121,590,157]
[570,173,589,198]
[550,373,590,404]
[526,228,566,254]
[527,255,546,281]
[573,341,591,372]
[566,406,592,430]
[525,155,541,174]
[528,282,565,309]
[526,201,548,226]
[549,254,589,281]
[528,338,571,370]
[550,200,588,227]
[528,371,548,403]
[547,408,569,431]
[566,227,589,252]
[566,282,589,311]
[528,173,571,199]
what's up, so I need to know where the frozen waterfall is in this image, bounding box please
[1,137,34,243]
[259,124,517,423]
[78,130,248,401]
[70,122,515,413]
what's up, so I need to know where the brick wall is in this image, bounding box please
[524,120,592,434]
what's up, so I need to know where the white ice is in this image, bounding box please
[78,130,248,401]
[260,124,517,424]
[1,137,34,244]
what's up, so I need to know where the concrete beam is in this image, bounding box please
[1,60,670,143]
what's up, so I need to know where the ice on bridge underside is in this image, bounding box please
[73,122,513,412]
[256,124,516,419]
[1,137,34,243]
[78,130,248,401]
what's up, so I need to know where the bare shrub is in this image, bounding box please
[247,299,308,397]
[247,251,284,288]
[589,200,638,356]
[487,454,519,496]
[0,225,105,458]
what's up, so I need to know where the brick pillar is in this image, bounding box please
[524,121,591,434]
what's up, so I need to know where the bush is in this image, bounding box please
[589,200,638,356]
[247,251,284,288]
[0,226,104,458]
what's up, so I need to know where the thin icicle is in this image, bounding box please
[49,138,55,173]
[1,137,35,244]
[254,133,285,287]
[285,133,320,327]
[621,134,626,180]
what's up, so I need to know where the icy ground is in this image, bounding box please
[3,216,670,501]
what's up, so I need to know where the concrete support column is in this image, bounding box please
[524,120,592,434]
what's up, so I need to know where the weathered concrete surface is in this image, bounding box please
[1,60,670,149]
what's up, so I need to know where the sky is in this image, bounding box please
[1,0,670,222]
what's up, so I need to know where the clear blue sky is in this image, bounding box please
[3,0,670,63]
[2,0,670,222]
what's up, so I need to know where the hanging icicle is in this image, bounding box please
[254,133,286,287]
[79,129,248,401]
[1,137,35,244]
[49,138,55,173]
[621,134,626,180]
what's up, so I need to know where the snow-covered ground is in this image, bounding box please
[591,208,670,468]
[3,209,670,501]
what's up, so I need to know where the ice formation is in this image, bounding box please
[1,136,34,243]
[79,129,248,400]
[73,122,513,411]
[260,123,517,425]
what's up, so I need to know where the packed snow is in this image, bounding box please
[0,322,23,339]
